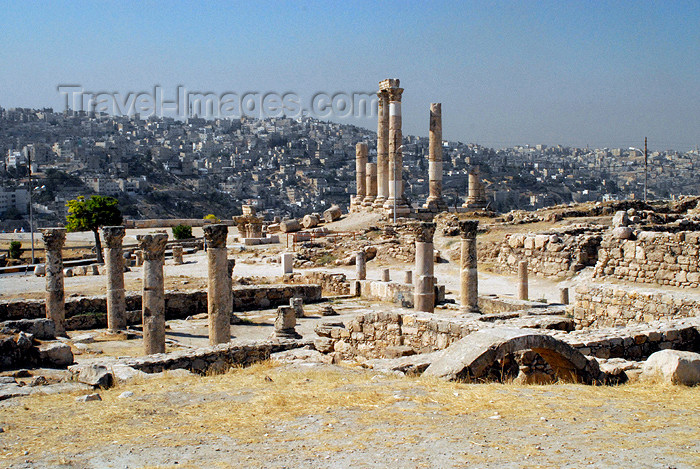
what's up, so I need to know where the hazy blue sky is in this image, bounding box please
[0,1,698,150]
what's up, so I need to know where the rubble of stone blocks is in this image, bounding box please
[0,319,73,371]
[495,225,605,279]
[283,272,351,296]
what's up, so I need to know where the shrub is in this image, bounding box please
[172,224,193,240]
[204,214,220,223]
[9,241,23,259]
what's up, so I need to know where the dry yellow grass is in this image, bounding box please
[1,362,698,467]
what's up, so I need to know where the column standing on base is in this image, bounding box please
[102,226,126,332]
[137,232,168,354]
[41,228,67,336]
[413,222,436,313]
[204,224,231,345]
[459,220,479,313]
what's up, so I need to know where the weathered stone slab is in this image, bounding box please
[641,349,700,385]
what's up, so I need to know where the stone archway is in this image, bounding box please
[423,328,598,384]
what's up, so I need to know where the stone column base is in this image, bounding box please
[423,197,448,212]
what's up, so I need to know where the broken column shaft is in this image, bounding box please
[355,250,366,280]
[518,260,529,301]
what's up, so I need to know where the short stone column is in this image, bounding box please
[204,224,230,345]
[403,270,413,285]
[559,287,569,305]
[363,162,377,208]
[41,228,67,336]
[275,306,301,339]
[459,220,479,313]
[137,232,168,355]
[381,268,390,282]
[414,222,436,313]
[463,166,488,209]
[291,297,304,318]
[373,89,390,209]
[518,260,529,301]
[424,103,448,211]
[135,250,143,266]
[281,252,293,275]
[352,142,368,211]
[102,226,126,332]
[355,251,366,280]
[172,244,184,265]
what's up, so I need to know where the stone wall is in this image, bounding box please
[285,272,351,296]
[496,227,603,279]
[0,284,322,330]
[315,310,699,362]
[70,338,311,375]
[594,231,700,288]
[573,283,700,329]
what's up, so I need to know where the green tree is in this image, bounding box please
[65,195,123,263]
[8,241,23,259]
[172,224,193,240]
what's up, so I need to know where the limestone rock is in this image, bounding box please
[641,350,700,386]
[612,226,633,239]
[0,318,55,340]
[612,211,629,228]
[111,365,149,383]
[77,364,114,388]
[323,205,342,223]
[280,219,301,233]
[38,342,74,368]
[76,393,102,402]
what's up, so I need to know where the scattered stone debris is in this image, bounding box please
[76,393,102,402]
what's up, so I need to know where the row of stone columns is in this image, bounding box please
[40,224,235,355]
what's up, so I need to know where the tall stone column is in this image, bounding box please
[518,260,529,301]
[413,222,436,313]
[373,90,390,209]
[352,142,368,211]
[41,228,66,336]
[459,220,479,313]
[363,162,377,208]
[424,103,448,211]
[204,224,231,345]
[102,226,126,332]
[383,79,410,216]
[137,232,168,355]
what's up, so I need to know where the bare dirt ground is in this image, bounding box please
[0,362,698,468]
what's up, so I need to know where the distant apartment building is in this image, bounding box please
[83,177,120,195]
[0,188,29,215]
